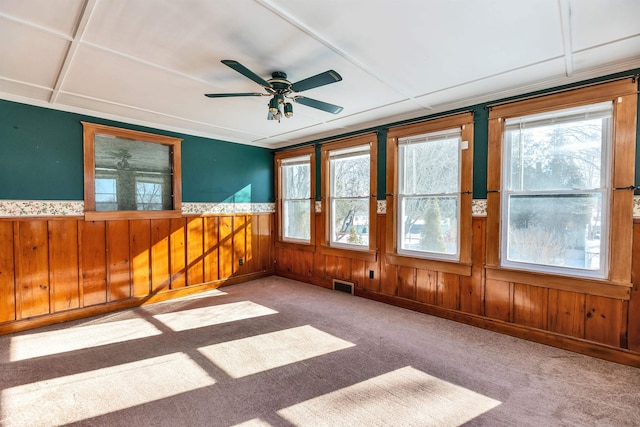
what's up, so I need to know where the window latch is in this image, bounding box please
[613,185,639,191]
[461,191,472,195]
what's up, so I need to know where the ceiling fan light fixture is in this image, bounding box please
[268,97,279,114]
[284,102,293,118]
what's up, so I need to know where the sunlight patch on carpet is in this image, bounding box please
[198,325,355,378]
[153,300,278,332]
[1,352,215,426]
[277,366,501,426]
[9,317,162,362]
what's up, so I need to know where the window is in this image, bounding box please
[321,134,377,259]
[386,113,474,274]
[501,102,611,278]
[486,78,637,295]
[275,147,315,245]
[82,122,182,220]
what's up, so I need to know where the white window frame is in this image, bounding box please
[281,154,313,244]
[500,102,613,279]
[397,128,462,261]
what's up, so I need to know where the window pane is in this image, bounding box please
[331,198,369,246]
[506,194,602,271]
[400,196,458,255]
[331,154,369,198]
[399,137,459,194]
[94,135,172,211]
[283,200,311,241]
[505,116,608,191]
[282,163,310,199]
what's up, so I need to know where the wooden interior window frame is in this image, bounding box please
[485,79,638,299]
[274,146,316,251]
[386,112,474,276]
[82,122,182,221]
[320,133,378,262]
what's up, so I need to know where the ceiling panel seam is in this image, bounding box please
[559,0,574,77]
[254,0,427,106]
[0,11,73,41]
[50,0,98,104]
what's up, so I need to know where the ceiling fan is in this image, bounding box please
[205,60,343,121]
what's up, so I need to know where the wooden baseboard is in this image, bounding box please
[355,288,640,368]
[0,270,273,336]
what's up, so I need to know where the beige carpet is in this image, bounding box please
[1,276,639,426]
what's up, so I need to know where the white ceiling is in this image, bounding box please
[1,0,639,149]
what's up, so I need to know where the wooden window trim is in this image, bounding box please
[486,79,638,294]
[386,112,474,276]
[82,122,182,221]
[320,133,378,257]
[274,146,316,250]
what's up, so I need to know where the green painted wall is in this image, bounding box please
[0,99,274,203]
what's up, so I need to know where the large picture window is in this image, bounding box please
[82,122,182,220]
[386,113,474,274]
[501,102,611,278]
[486,78,637,296]
[275,147,315,247]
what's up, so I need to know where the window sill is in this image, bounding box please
[485,265,631,300]
[320,245,377,262]
[275,240,316,252]
[84,210,183,221]
[386,253,472,276]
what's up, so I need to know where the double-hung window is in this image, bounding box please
[501,102,612,278]
[275,147,315,246]
[386,113,474,274]
[398,128,462,260]
[321,134,377,258]
[486,78,637,294]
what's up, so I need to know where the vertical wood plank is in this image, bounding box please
[0,222,16,322]
[437,272,460,310]
[204,216,219,282]
[106,220,131,301]
[416,268,437,305]
[351,259,365,289]
[460,217,486,315]
[380,263,398,296]
[628,221,640,351]
[151,219,171,292]
[584,295,624,347]
[260,214,274,272]
[397,266,416,300]
[513,283,548,330]
[219,216,233,279]
[130,219,150,297]
[80,221,107,306]
[49,220,80,312]
[312,213,326,279]
[324,255,337,280]
[485,278,512,322]
[335,256,352,281]
[233,216,246,276]
[170,218,186,289]
[548,289,585,339]
[17,221,50,318]
[246,215,255,273]
[187,217,204,285]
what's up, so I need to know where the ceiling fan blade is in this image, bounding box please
[221,60,272,88]
[290,70,342,92]
[294,96,343,114]
[205,92,264,98]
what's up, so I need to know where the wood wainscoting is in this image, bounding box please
[275,213,640,367]
[0,213,274,334]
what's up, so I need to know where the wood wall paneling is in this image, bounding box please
[232,216,245,276]
[628,221,640,351]
[187,217,204,285]
[48,220,80,312]
[130,219,151,297]
[106,220,131,301]
[547,289,586,339]
[437,271,460,310]
[416,268,437,305]
[397,266,416,300]
[460,217,485,315]
[219,216,233,279]
[584,295,624,347]
[513,283,548,330]
[16,221,50,318]
[484,278,512,322]
[80,221,107,306]
[0,222,16,322]
[151,219,171,292]
[170,218,187,289]
[204,216,219,283]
